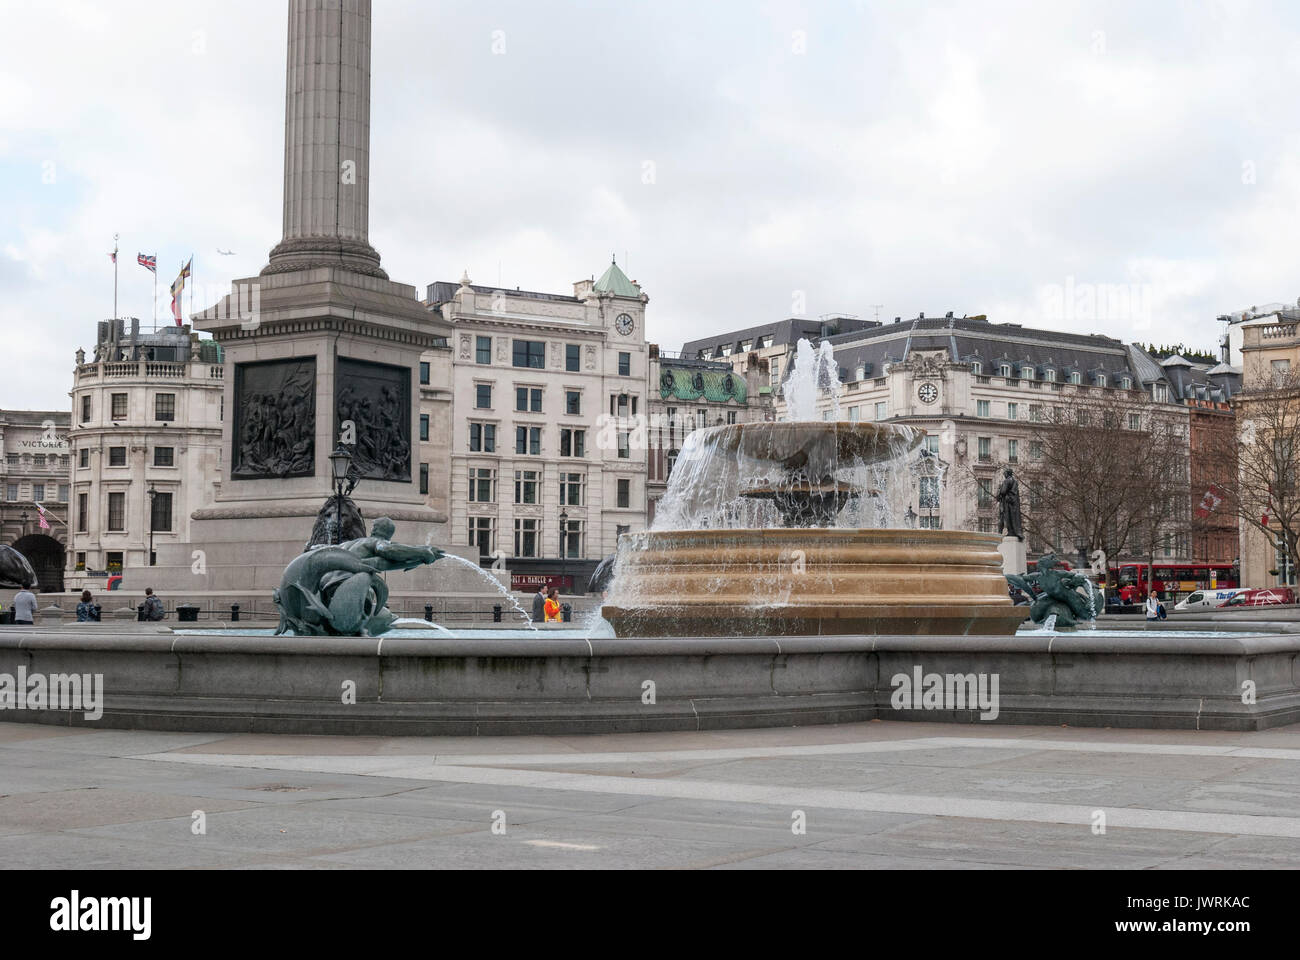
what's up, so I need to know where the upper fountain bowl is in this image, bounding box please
[708,420,923,473]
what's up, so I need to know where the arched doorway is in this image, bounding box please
[12,534,64,593]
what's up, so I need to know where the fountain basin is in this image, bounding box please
[602,528,1027,638]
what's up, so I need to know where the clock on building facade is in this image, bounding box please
[917,382,939,404]
[615,313,634,336]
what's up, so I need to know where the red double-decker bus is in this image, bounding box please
[1113,563,1238,601]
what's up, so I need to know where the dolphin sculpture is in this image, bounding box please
[0,545,37,589]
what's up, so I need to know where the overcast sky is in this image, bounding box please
[3,0,1299,409]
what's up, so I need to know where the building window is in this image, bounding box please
[695,409,707,430]
[739,340,753,352]
[612,394,630,419]
[154,446,174,467]
[1029,404,1043,422]
[420,361,430,384]
[77,493,88,532]
[32,483,44,502]
[560,472,584,506]
[75,552,85,571]
[1008,439,1019,463]
[420,463,429,495]
[560,428,585,458]
[771,359,781,384]
[617,432,630,459]
[971,361,982,375]
[618,352,631,377]
[5,484,17,502]
[107,492,125,531]
[155,393,176,420]
[758,335,774,349]
[516,387,542,412]
[617,478,631,508]
[468,468,495,503]
[1128,413,1141,430]
[514,518,539,558]
[469,423,496,453]
[719,344,733,357]
[108,447,127,466]
[151,491,173,532]
[925,435,939,454]
[1120,376,1132,390]
[566,344,580,372]
[977,479,992,508]
[33,454,45,468]
[978,437,991,461]
[977,400,990,418]
[1030,441,1044,459]
[476,336,492,365]
[512,340,545,369]
[1096,373,1107,388]
[476,384,492,409]
[58,484,69,502]
[874,402,887,420]
[919,476,939,508]
[110,393,128,420]
[727,411,737,424]
[1006,402,1018,420]
[514,470,539,504]
[516,426,541,455]
[80,395,91,422]
[1069,371,1082,385]
[848,406,860,422]
[1044,368,1056,382]
[468,517,495,561]
[1021,366,1034,381]
[565,391,581,416]
[4,454,15,467]
[563,519,584,558]
[419,415,429,441]
[79,448,89,468]
[666,449,678,479]
[998,364,1011,378]
[105,551,123,574]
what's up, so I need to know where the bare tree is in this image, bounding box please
[1012,387,1190,594]
[1218,370,1300,583]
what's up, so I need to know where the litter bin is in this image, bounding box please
[176,604,200,623]
[561,602,572,623]
[137,603,146,622]
[0,607,12,625]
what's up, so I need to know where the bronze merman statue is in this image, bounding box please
[1006,551,1097,627]
[273,517,444,637]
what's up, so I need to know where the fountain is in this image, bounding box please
[602,339,1027,638]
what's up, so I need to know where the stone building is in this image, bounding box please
[64,321,224,591]
[0,408,71,591]
[1236,318,1300,586]
[425,259,650,586]
[676,313,1240,575]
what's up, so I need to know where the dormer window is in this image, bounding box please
[855,365,866,381]
[1096,373,1107,388]
[1120,376,1132,389]
[1021,366,1034,380]
[970,361,982,375]
[738,340,752,352]
[999,363,1012,377]
[1045,368,1056,382]
[1069,371,1082,385]
[698,349,710,360]
[758,335,774,349]
[720,344,733,357]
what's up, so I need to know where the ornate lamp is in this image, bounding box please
[329,446,354,545]
[559,507,569,588]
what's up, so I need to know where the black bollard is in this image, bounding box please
[424,604,434,623]
[230,603,240,623]
[561,602,572,623]
[136,603,146,622]
[493,605,502,623]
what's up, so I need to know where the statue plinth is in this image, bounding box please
[998,536,1027,576]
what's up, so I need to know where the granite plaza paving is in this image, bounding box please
[4,718,1300,869]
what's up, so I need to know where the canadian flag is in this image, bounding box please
[1194,484,1224,519]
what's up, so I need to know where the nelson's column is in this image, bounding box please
[134,0,460,599]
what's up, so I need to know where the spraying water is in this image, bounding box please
[436,554,539,632]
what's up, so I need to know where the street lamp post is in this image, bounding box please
[328,446,354,545]
[19,511,28,537]
[559,507,569,589]
[147,485,157,566]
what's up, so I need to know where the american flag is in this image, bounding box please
[137,253,156,273]
[34,502,50,531]
[108,251,116,264]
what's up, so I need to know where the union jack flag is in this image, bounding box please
[137,253,156,273]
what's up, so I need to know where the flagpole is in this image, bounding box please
[152,259,157,330]
[113,233,119,320]
[189,252,194,327]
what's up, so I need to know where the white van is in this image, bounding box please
[1174,588,1248,611]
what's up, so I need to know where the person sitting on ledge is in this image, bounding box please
[13,586,37,626]
[544,587,561,623]
[76,590,101,623]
